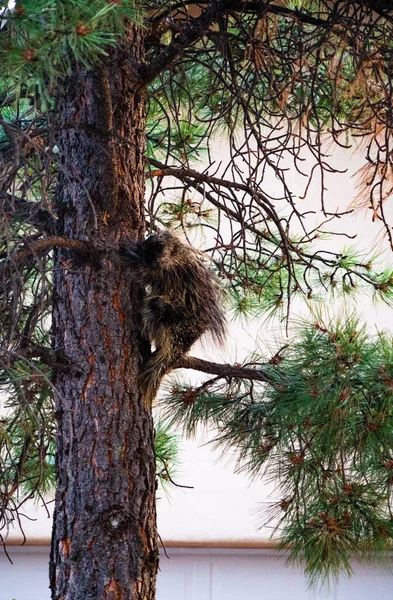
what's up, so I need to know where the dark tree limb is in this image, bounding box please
[175,355,276,384]
[138,0,239,88]
[147,157,286,231]
[147,0,332,27]
[1,236,89,266]
[0,345,66,369]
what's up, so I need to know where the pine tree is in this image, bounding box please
[2,1,393,596]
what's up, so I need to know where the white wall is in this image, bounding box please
[2,547,392,600]
[158,549,393,600]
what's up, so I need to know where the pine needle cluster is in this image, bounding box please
[0,0,140,91]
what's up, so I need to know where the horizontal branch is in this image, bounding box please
[265,2,331,27]
[148,0,331,27]
[156,167,271,243]
[2,236,89,266]
[0,345,60,368]
[175,355,275,384]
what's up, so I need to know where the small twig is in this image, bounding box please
[160,465,194,489]
[157,531,170,559]
[0,533,13,564]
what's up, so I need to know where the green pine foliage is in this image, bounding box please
[154,420,180,492]
[163,315,393,584]
[0,1,141,90]
[0,363,55,506]
[224,245,393,321]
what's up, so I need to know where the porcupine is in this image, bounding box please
[121,230,226,407]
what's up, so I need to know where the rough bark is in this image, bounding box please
[50,25,158,600]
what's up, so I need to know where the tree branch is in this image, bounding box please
[175,355,275,384]
[141,0,392,88]
[139,0,342,87]
[1,236,89,266]
[0,345,67,370]
[138,0,240,88]
[147,157,283,226]
[147,157,293,270]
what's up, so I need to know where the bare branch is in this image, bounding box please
[1,236,89,267]
[147,157,289,242]
[139,0,221,87]
[0,345,63,368]
[175,355,275,384]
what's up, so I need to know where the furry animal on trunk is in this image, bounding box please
[121,231,226,407]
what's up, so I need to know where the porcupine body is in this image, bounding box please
[121,231,226,407]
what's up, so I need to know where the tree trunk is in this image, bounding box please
[50,25,158,600]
